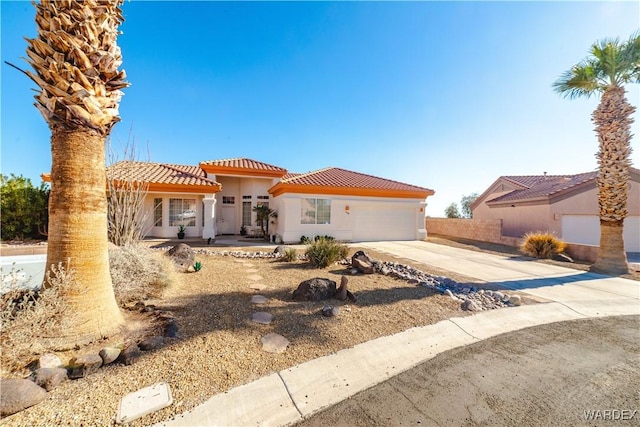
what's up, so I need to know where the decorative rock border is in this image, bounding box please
[0,302,178,417]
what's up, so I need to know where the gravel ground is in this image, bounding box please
[0,246,528,426]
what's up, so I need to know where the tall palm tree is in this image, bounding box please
[22,0,129,346]
[553,32,639,275]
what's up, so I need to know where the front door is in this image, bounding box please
[219,206,237,235]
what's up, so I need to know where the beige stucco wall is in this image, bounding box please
[275,194,426,244]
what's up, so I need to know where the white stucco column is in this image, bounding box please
[417,202,427,239]
[203,195,217,239]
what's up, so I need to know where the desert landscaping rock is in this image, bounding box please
[249,283,267,290]
[321,305,340,317]
[166,243,196,272]
[139,336,164,351]
[37,353,63,370]
[251,312,273,324]
[0,378,48,416]
[67,354,103,379]
[99,347,121,365]
[33,367,68,391]
[293,278,337,301]
[250,295,268,304]
[165,320,179,338]
[509,295,522,306]
[351,250,375,274]
[118,344,142,366]
[461,299,481,312]
[261,333,290,353]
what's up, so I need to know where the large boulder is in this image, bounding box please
[351,250,374,274]
[166,243,195,272]
[0,378,47,416]
[293,278,337,301]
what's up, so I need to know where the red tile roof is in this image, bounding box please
[488,171,597,204]
[269,167,434,199]
[108,161,221,193]
[199,158,287,177]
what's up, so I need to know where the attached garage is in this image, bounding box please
[562,215,640,252]
[351,205,417,241]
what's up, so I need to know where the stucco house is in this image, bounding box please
[471,168,640,252]
[106,158,434,243]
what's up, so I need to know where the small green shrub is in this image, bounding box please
[305,237,349,268]
[194,261,202,272]
[521,232,567,259]
[282,248,298,262]
[300,235,311,244]
[109,244,179,305]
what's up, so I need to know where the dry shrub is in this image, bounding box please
[282,248,298,262]
[0,262,76,376]
[521,232,567,259]
[109,244,179,305]
[305,237,349,268]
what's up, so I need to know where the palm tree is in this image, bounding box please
[21,0,129,347]
[253,204,276,239]
[553,32,639,275]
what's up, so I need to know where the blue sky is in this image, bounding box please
[2,1,639,217]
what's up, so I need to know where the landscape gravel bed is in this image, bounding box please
[0,247,531,426]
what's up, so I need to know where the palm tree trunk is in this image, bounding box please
[591,87,634,275]
[45,127,124,347]
[592,221,628,275]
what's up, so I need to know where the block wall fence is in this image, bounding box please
[425,218,599,263]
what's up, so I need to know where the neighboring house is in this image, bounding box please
[471,168,640,252]
[105,158,434,243]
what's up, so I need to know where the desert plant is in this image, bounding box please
[521,232,567,259]
[553,32,639,275]
[282,248,298,262]
[1,262,77,376]
[194,261,202,272]
[305,237,349,268]
[106,137,150,246]
[240,225,247,236]
[108,244,179,305]
[300,235,311,244]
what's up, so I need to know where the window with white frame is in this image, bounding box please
[169,198,196,226]
[242,201,252,226]
[153,198,163,227]
[301,198,331,224]
[222,196,235,205]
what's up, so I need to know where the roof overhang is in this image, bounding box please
[200,163,287,178]
[269,183,434,199]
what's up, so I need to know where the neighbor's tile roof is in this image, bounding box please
[270,167,434,199]
[108,161,221,193]
[199,157,288,177]
[487,171,597,204]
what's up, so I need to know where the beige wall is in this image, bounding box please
[425,218,521,247]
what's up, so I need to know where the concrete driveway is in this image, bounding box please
[359,240,640,317]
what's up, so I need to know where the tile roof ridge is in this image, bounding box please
[331,166,427,188]
[162,163,219,184]
[281,166,334,182]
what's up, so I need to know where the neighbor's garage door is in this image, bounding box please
[351,206,416,242]
[562,215,640,252]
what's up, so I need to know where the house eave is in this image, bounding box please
[269,183,434,199]
[200,164,287,178]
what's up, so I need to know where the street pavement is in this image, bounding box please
[156,240,640,426]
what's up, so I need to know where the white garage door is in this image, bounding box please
[351,206,415,241]
[562,215,640,252]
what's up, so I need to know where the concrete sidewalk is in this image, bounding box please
[156,240,639,427]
